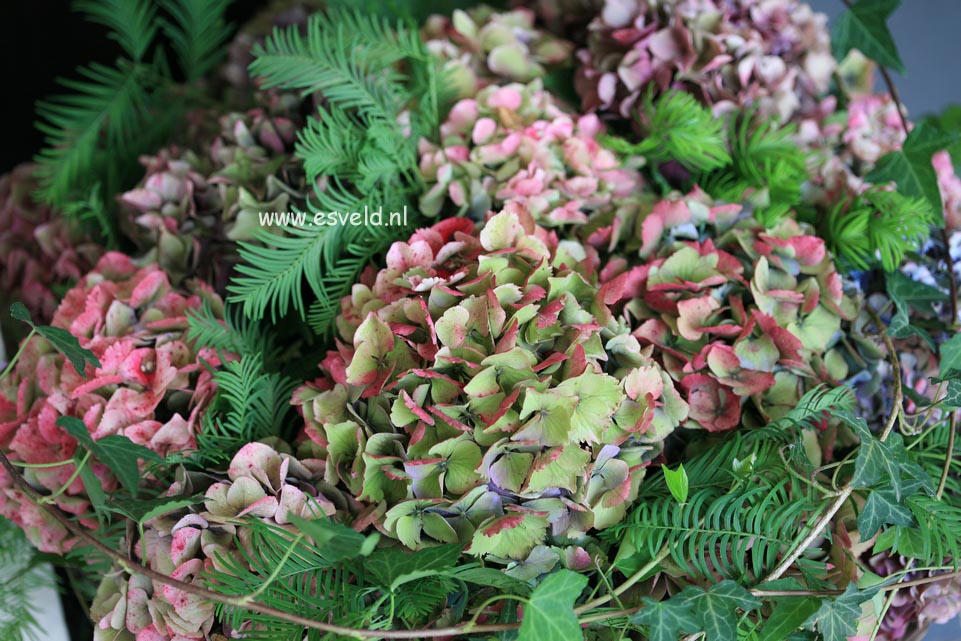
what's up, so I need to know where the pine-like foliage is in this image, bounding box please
[33,0,233,244]
[604,90,730,173]
[0,518,49,641]
[204,520,469,640]
[161,0,233,81]
[817,188,934,272]
[187,303,298,465]
[606,386,855,582]
[227,8,448,334]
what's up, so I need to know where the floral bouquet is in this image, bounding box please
[1,1,960,640]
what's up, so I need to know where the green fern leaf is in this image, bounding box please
[34,60,151,207]
[160,0,233,81]
[74,0,157,61]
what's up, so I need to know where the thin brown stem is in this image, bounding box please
[937,412,958,500]
[760,486,853,583]
[940,228,959,327]
[868,307,903,441]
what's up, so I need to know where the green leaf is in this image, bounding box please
[849,428,900,496]
[940,333,961,378]
[830,0,904,74]
[517,569,588,641]
[107,495,201,525]
[681,580,762,641]
[886,271,946,315]
[941,377,961,410]
[453,566,532,595]
[662,464,689,504]
[11,302,101,377]
[78,463,107,518]
[757,596,822,641]
[366,544,462,590]
[160,0,232,81]
[631,597,700,641]
[74,0,158,61]
[803,584,874,641]
[868,123,961,217]
[287,514,380,564]
[57,416,162,497]
[857,487,914,538]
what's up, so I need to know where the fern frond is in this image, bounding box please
[249,10,416,123]
[34,60,151,208]
[229,223,335,322]
[197,355,298,464]
[74,0,157,61]
[768,384,857,431]
[0,518,50,641]
[160,0,233,81]
[229,8,434,333]
[608,387,855,581]
[187,300,282,362]
[617,476,823,581]
[205,522,372,640]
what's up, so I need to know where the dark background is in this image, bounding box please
[0,0,265,174]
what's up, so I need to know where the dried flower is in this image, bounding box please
[574,0,836,123]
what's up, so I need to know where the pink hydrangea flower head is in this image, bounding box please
[419,80,644,225]
[574,0,835,124]
[0,163,101,325]
[0,254,227,553]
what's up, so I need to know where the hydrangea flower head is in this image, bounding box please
[0,253,225,552]
[295,205,688,571]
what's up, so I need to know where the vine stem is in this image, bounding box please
[870,307,903,442]
[574,546,672,613]
[0,449,668,639]
[760,486,853,584]
[0,328,35,379]
[763,310,901,584]
[937,412,957,500]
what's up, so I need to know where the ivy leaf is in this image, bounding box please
[857,487,915,538]
[681,580,762,641]
[757,596,822,641]
[830,0,904,74]
[662,464,689,504]
[939,333,961,378]
[940,377,961,410]
[78,464,107,520]
[868,123,961,216]
[10,302,101,378]
[803,584,874,641]
[366,544,462,590]
[108,495,201,525]
[842,413,902,497]
[453,566,532,595]
[631,597,700,641]
[288,514,380,564]
[57,416,162,497]
[517,569,587,641]
[886,271,946,315]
